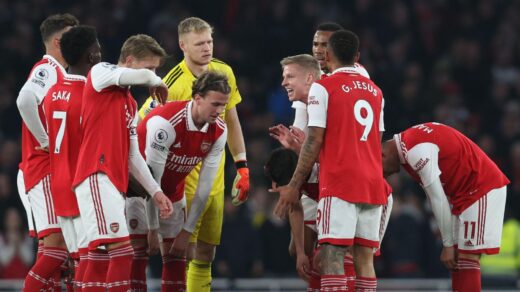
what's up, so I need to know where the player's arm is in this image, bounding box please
[226,108,250,205]
[288,200,310,281]
[170,129,227,257]
[273,83,327,217]
[292,102,308,131]
[407,143,455,247]
[128,110,172,219]
[143,116,176,230]
[16,63,58,148]
[185,128,227,234]
[91,63,167,104]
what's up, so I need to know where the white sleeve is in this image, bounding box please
[379,98,385,132]
[306,83,328,128]
[16,90,49,147]
[405,143,442,187]
[90,63,125,92]
[292,101,307,109]
[183,131,226,233]
[144,116,176,230]
[145,116,176,184]
[128,109,162,197]
[423,177,455,247]
[19,62,58,104]
[118,68,162,87]
[293,107,308,131]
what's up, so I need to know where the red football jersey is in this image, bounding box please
[44,74,85,216]
[397,122,510,214]
[73,63,137,193]
[307,67,387,204]
[20,56,65,192]
[137,101,226,202]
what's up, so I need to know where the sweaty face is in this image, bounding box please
[312,30,334,73]
[195,90,229,124]
[126,56,162,71]
[281,64,312,103]
[180,30,213,66]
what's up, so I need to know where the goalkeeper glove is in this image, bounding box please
[231,161,250,206]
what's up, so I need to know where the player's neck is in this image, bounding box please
[45,47,67,68]
[190,107,206,129]
[68,65,88,77]
[185,58,208,77]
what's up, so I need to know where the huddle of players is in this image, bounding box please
[265,23,509,292]
[17,14,250,292]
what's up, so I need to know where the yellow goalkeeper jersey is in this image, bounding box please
[139,58,242,197]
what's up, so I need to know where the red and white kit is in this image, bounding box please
[308,67,388,248]
[43,74,88,253]
[292,62,370,130]
[396,122,510,254]
[18,55,66,238]
[73,62,161,249]
[126,100,226,240]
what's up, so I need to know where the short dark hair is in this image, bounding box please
[40,13,79,43]
[264,148,298,186]
[192,71,231,97]
[316,22,343,32]
[60,26,98,66]
[328,30,359,65]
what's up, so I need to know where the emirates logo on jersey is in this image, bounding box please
[110,222,119,233]
[201,141,212,153]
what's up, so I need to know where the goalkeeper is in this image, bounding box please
[138,17,249,292]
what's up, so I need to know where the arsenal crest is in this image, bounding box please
[201,141,211,153]
[110,222,120,233]
[129,219,138,229]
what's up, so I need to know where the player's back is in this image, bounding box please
[44,74,85,216]
[73,63,137,193]
[317,69,386,204]
[400,122,509,214]
[138,101,226,202]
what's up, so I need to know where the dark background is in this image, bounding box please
[0,0,518,280]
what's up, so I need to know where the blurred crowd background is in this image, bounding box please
[0,0,519,282]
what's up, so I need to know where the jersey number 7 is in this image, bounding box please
[53,111,67,154]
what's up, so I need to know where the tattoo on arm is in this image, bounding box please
[289,127,324,189]
[319,244,347,275]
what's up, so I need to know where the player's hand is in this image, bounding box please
[440,246,457,270]
[170,229,191,257]
[270,184,300,218]
[231,163,249,206]
[153,191,173,219]
[147,229,160,255]
[295,253,311,282]
[269,124,304,153]
[149,81,168,105]
[35,145,49,153]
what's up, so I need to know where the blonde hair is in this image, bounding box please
[178,17,213,36]
[118,34,167,63]
[280,54,321,79]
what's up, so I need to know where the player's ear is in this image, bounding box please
[354,52,360,63]
[125,55,135,67]
[179,38,186,52]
